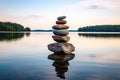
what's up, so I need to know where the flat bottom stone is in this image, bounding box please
[48,43,75,54]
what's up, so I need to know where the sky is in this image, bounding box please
[0,0,120,30]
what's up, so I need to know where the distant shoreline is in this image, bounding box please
[78,25,120,32]
[31,30,78,32]
[0,30,120,34]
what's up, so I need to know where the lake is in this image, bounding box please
[0,32,120,80]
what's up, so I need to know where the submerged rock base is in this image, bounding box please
[48,43,75,54]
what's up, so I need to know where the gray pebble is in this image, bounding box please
[57,16,66,20]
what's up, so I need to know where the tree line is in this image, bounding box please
[0,22,30,31]
[78,25,120,32]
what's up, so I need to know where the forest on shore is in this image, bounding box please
[78,25,120,32]
[0,22,30,31]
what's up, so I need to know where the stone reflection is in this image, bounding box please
[48,53,75,79]
[78,33,120,38]
[47,16,75,79]
[0,32,30,41]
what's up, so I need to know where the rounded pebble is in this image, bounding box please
[56,20,67,24]
[57,16,66,20]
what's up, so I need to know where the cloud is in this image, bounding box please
[87,0,120,10]
[89,5,100,9]
[0,15,44,21]
[59,0,120,11]
[16,15,45,20]
[88,5,106,9]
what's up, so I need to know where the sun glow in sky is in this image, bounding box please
[0,0,120,30]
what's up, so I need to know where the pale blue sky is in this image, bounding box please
[0,0,120,29]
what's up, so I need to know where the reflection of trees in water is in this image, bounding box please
[0,32,30,41]
[48,54,75,79]
[25,33,30,37]
[78,33,120,38]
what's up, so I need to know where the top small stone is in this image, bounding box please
[57,16,66,20]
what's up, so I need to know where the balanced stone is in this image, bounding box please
[52,25,69,30]
[57,16,66,20]
[56,20,67,24]
[52,35,70,42]
[53,29,69,36]
[48,43,75,54]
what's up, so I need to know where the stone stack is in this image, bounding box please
[48,16,75,55]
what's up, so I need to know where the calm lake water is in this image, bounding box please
[0,32,120,80]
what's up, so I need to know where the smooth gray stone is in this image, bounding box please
[53,29,69,36]
[57,16,66,20]
[48,43,75,54]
